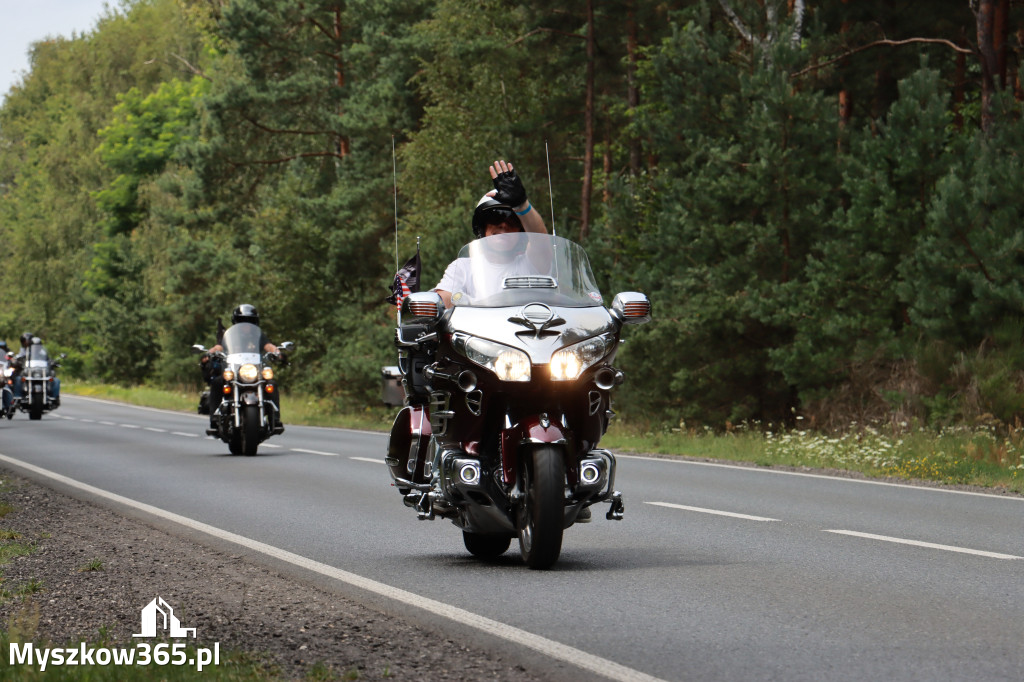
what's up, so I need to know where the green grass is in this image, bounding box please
[64,382,1024,495]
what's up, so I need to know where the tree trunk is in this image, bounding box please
[334,8,350,157]
[580,0,595,240]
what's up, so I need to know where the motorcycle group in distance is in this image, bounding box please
[193,304,294,457]
[385,232,652,569]
[0,333,64,421]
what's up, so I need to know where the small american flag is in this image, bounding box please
[386,251,421,309]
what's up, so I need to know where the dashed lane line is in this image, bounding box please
[824,530,1022,560]
[646,501,779,522]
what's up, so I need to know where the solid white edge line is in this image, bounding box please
[646,501,779,522]
[824,530,1022,560]
[291,448,338,457]
[0,452,668,682]
[350,457,383,464]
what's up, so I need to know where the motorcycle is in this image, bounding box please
[192,323,294,456]
[13,345,64,420]
[385,233,651,569]
[0,352,15,419]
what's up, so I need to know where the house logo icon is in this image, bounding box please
[133,597,197,638]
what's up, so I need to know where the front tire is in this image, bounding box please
[517,446,565,570]
[29,393,43,420]
[463,531,512,559]
[240,404,261,457]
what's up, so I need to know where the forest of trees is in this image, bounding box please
[1,0,1023,432]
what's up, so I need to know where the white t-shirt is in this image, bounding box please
[434,252,538,303]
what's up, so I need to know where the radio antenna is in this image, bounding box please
[392,136,399,273]
[545,140,556,237]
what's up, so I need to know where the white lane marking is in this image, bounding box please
[172,432,199,438]
[645,501,779,522]
[291,448,338,457]
[119,424,140,429]
[100,421,116,426]
[351,457,383,464]
[824,530,1022,560]
[79,419,94,423]
[261,443,281,449]
[618,454,1024,502]
[0,453,668,682]
[144,427,167,433]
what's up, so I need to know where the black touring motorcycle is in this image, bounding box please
[193,323,293,456]
[386,233,651,568]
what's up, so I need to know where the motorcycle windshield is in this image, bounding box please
[26,345,49,364]
[449,234,604,308]
[221,323,265,359]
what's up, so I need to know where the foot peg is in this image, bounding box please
[272,424,285,435]
[606,491,624,520]
[205,427,218,437]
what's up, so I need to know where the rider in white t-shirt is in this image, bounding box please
[434,159,548,308]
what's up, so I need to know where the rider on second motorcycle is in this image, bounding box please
[200,304,282,434]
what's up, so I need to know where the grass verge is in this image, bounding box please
[64,382,1024,495]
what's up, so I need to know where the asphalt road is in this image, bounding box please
[1,395,1022,682]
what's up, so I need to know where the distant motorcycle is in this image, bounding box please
[0,352,15,419]
[12,344,64,420]
[386,233,651,569]
[192,323,293,456]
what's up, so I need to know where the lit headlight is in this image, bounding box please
[261,367,274,381]
[550,334,616,381]
[222,369,235,382]
[453,334,531,382]
[238,364,259,383]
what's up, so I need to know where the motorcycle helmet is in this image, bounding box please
[472,194,523,238]
[0,341,7,351]
[20,332,33,348]
[232,304,259,325]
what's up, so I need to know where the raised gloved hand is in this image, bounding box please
[492,166,527,209]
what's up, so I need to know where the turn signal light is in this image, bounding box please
[265,384,274,394]
[222,386,231,394]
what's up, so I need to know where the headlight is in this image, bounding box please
[238,364,259,383]
[453,334,530,382]
[261,366,274,381]
[222,369,235,382]
[550,334,616,381]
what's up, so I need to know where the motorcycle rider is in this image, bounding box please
[0,341,12,415]
[433,159,549,308]
[12,334,61,407]
[201,304,282,434]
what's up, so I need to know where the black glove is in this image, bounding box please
[493,167,527,208]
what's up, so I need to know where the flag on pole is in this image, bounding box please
[386,251,421,308]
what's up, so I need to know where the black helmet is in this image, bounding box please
[20,332,33,348]
[472,194,523,238]
[232,304,259,325]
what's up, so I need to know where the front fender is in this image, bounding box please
[500,415,570,485]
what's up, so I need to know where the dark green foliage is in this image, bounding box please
[2,0,1024,430]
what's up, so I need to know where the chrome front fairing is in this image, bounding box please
[443,304,616,364]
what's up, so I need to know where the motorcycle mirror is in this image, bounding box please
[610,292,652,325]
[278,341,295,353]
[191,344,208,355]
[400,292,445,327]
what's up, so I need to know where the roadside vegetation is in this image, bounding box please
[65,383,1024,495]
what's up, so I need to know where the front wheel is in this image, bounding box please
[463,531,512,559]
[29,392,43,420]
[517,446,565,570]
[240,404,261,457]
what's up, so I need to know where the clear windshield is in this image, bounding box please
[221,323,265,354]
[26,345,49,363]
[449,234,604,308]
